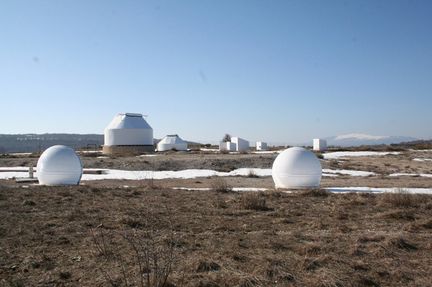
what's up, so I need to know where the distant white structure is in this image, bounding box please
[231,137,249,152]
[157,135,188,151]
[37,145,83,185]
[313,139,327,152]
[272,147,322,189]
[103,113,154,155]
[256,141,268,151]
[219,141,236,152]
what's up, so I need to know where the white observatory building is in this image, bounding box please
[313,138,327,152]
[36,145,83,185]
[256,141,268,151]
[103,113,154,155]
[157,134,188,152]
[272,147,322,189]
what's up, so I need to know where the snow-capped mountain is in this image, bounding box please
[325,133,418,147]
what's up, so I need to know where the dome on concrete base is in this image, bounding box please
[104,113,153,146]
[157,135,188,151]
[272,147,322,189]
[36,145,83,185]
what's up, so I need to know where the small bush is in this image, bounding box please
[246,169,259,178]
[196,261,221,272]
[240,193,271,211]
[300,189,329,197]
[379,190,422,208]
[387,237,418,251]
[211,178,232,193]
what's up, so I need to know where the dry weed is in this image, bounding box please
[211,178,232,193]
[240,193,272,211]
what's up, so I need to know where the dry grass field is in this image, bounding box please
[1,149,432,286]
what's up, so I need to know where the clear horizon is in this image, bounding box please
[1,0,431,143]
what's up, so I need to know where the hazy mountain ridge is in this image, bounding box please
[325,133,418,147]
[0,134,104,153]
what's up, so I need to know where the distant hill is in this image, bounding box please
[325,133,418,147]
[0,134,104,153]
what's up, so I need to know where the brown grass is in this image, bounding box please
[240,192,272,211]
[1,184,432,286]
[379,189,423,207]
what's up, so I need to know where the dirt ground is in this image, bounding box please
[1,150,432,286]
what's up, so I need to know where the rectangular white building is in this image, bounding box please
[313,138,327,151]
[256,141,268,151]
[231,137,249,152]
[219,141,235,152]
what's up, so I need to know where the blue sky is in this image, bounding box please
[1,0,431,144]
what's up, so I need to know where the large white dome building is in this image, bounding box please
[103,113,154,155]
[272,147,322,189]
[157,135,188,152]
[36,145,83,185]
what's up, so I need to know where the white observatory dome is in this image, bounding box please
[272,147,322,189]
[157,134,188,151]
[104,113,153,146]
[36,145,83,185]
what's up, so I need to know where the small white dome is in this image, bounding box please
[36,145,83,185]
[157,135,188,151]
[272,147,322,189]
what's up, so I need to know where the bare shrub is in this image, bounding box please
[387,236,418,251]
[240,193,271,211]
[213,196,228,209]
[90,217,179,287]
[300,188,329,197]
[211,178,232,193]
[196,261,221,272]
[246,169,259,178]
[379,189,422,208]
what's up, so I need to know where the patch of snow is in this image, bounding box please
[97,156,109,159]
[326,187,432,195]
[0,166,384,181]
[323,169,375,177]
[81,168,274,181]
[0,167,30,171]
[172,187,269,192]
[413,158,432,162]
[200,148,219,152]
[137,154,159,157]
[228,168,272,177]
[232,187,269,192]
[322,173,339,177]
[389,173,432,178]
[172,187,211,191]
[323,151,400,160]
